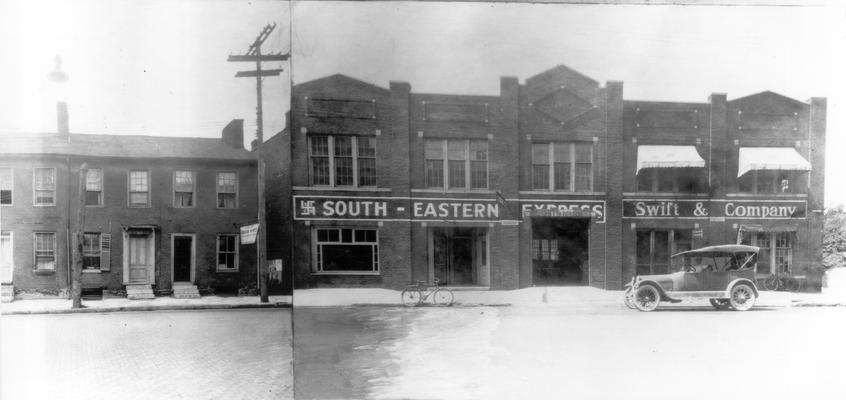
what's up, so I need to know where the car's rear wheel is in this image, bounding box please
[634,285,660,312]
[709,298,730,310]
[728,283,756,311]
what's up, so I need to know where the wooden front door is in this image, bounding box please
[128,233,152,284]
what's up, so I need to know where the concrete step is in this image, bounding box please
[1,285,14,303]
[172,284,201,299]
[125,284,155,300]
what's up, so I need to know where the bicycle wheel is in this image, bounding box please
[401,289,422,307]
[763,275,779,291]
[433,288,454,306]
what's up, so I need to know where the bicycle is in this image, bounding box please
[401,279,454,307]
[760,272,808,292]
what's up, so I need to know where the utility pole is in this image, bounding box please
[227,22,289,144]
[71,163,87,309]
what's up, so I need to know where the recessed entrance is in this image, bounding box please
[531,217,590,286]
[172,234,194,283]
[428,227,489,286]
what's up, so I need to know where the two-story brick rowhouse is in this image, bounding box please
[0,119,260,300]
[278,64,826,291]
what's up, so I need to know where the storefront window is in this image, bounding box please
[739,231,793,274]
[636,229,691,275]
[314,228,379,273]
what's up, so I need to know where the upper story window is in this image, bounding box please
[531,142,592,192]
[738,170,805,194]
[216,172,238,208]
[0,168,12,205]
[33,168,56,206]
[424,139,488,190]
[309,135,376,187]
[637,168,706,193]
[85,169,103,206]
[34,232,56,270]
[174,170,195,208]
[128,170,150,207]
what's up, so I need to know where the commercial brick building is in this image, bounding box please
[0,119,261,300]
[274,64,826,291]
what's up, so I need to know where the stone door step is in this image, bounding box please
[172,284,201,299]
[125,284,155,300]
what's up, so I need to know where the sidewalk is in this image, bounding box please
[1,295,292,315]
[294,286,843,308]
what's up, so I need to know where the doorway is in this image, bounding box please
[172,234,194,283]
[125,231,154,284]
[531,218,590,286]
[428,227,489,286]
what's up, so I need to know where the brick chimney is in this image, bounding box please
[222,119,244,149]
[57,102,69,135]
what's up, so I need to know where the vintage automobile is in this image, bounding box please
[624,244,760,312]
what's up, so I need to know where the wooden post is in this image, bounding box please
[259,160,268,303]
[71,163,87,308]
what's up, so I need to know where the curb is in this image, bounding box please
[1,302,292,316]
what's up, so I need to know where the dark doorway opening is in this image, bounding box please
[531,218,590,286]
[173,236,192,282]
[430,227,488,286]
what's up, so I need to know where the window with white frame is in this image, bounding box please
[34,168,56,206]
[532,142,593,191]
[309,135,377,187]
[216,234,239,271]
[1,232,12,279]
[34,232,56,270]
[216,172,237,208]
[740,231,793,274]
[424,139,488,190]
[1,168,12,205]
[85,169,103,206]
[128,170,149,207]
[314,228,379,273]
[173,171,194,208]
[82,233,101,270]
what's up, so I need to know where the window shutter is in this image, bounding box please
[100,234,111,271]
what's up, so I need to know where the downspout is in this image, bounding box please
[66,156,72,296]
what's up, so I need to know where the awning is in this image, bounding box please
[636,145,705,174]
[737,147,811,177]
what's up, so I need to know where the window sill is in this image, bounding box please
[216,269,240,273]
[311,271,380,276]
[520,191,606,196]
[82,270,102,274]
[623,192,710,197]
[33,269,56,276]
[33,204,56,208]
[726,193,808,198]
[294,186,392,192]
[411,189,495,194]
[85,205,104,208]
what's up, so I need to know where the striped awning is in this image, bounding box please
[737,147,811,177]
[636,145,705,174]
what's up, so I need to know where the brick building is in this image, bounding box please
[273,64,826,291]
[0,119,260,300]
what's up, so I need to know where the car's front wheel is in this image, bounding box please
[633,285,660,312]
[728,283,756,311]
[709,298,730,310]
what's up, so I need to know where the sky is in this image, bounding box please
[1,0,844,205]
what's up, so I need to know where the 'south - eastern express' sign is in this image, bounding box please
[293,196,607,222]
[623,199,806,219]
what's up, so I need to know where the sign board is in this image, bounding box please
[240,223,259,245]
[293,196,501,221]
[520,201,606,223]
[623,199,806,220]
[692,229,704,239]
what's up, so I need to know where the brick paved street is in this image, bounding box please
[1,309,292,400]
